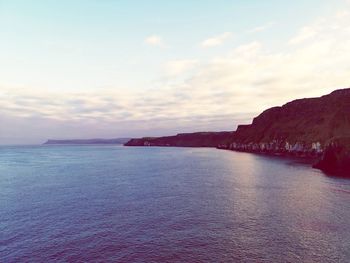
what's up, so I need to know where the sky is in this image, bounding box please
[1,0,350,144]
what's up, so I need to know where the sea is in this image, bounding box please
[1,145,349,262]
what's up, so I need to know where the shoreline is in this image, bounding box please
[124,144,350,178]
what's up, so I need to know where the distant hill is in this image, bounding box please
[44,138,131,145]
[124,132,234,147]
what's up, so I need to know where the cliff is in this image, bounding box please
[224,88,350,176]
[125,88,350,176]
[225,89,350,151]
[124,132,234,147]
[44,138,131,145]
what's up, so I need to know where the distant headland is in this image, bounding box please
[125,88,350,177]
[44,138,131,145]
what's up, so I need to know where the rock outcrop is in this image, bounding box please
[313,137,350,176]
[124,132,234,147]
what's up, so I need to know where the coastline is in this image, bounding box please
[123,143,350,178]
[125,88,350,177]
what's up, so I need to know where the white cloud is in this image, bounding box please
[194,9,350,109]
[144,35,165,47]
[248,22,274,33]
[230,41,262,58]
[201,32,232,48]
[336,10,349,18]
[289,26,318,45]
[164,59,198,76]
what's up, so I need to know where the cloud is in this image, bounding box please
[289,26,318,45]
[2,7,350,143]
[144,35,165,47]
[194,9,350,107]
[230,41,262,58]
[201,32,232,48]
[248,22,275,33]
[164,59,198,77]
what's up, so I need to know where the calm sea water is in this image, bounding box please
[0,145,350,262]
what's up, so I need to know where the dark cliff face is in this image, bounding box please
[224,88,350,176]
[226,88,350,156]
[124,132,234,147]
[313,137,350,176]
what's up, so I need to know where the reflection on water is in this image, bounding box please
[0,145,349,262]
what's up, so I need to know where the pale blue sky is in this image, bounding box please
[0,0,349,143]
